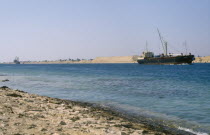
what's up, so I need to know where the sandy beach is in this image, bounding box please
[0,86,194,135]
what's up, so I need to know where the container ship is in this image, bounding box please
[137,30,195,65]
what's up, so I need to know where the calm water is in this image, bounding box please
[0,64,210,134]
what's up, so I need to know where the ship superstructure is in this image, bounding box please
[14,57,20,64]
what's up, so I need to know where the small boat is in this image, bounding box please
[14,57,20,64]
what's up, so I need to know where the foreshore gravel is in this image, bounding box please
[0,86,191,135]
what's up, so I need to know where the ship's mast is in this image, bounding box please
[184,41,188,55]
[15,56,19,61]
[157,29,167,56]
[165,41,168,56]
[146,41,148,52]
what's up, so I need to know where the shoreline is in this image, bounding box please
[1,55,209,64]
[0,56,137,64]
[1,62,210,65]
[0,86,194,135]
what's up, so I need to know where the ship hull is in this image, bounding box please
[137,55,194,65]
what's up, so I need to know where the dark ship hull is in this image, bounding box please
[137,55,195,65]
[14,61,20,64]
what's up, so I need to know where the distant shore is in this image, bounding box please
[1,55,210,64]
[0,86,193,135]
[193,56,210,63]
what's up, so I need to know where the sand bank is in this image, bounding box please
[193,56,210,63]
[1,56,137,64]
[22,56,137,64]
[91,56,137,63]
[0,87,194,135]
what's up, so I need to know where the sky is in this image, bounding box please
[0,0,209,62]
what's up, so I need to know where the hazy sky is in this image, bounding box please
[0,0,209,62]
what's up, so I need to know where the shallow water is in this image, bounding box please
[0,63,210,134]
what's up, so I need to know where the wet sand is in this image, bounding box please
[0,86,192,135]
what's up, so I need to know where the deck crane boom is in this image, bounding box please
[157,28,167,56]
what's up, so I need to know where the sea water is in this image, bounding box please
[0,63,210,134]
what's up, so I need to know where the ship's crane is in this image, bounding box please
[157,28,168,56]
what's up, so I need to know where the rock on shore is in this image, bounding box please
[0,87,169,135]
